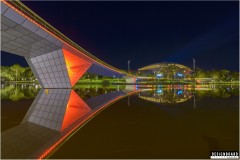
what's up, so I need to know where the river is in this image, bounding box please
[1,84,239,159]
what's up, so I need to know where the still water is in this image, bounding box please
[1,84,239,159]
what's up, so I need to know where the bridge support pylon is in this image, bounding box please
[26,48,92,88]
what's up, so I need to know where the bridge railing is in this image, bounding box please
[4,0,132,76]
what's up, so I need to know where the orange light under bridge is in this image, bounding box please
[62,48,92,86]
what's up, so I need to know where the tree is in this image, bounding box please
[195,68,207,78]
[10,64,25,82]
[1,66,14,81]
[219,70,230,82]
[231,71,239,81]
[210,70,220,82]
[23,67,35,81]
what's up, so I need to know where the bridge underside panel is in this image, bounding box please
[62,49,92,86]
[1,2,63,57]
[26,49,72,88]
[87,64,124,78]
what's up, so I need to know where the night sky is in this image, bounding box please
[1,1,239,71]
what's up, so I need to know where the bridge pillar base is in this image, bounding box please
[125,76,136,84]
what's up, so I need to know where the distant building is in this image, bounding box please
[138,62,192,79]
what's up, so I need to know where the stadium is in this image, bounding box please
[138,62,192,79]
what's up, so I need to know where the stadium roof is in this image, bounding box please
[138,62,192,71]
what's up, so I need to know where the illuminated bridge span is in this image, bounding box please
[1,1,135,88]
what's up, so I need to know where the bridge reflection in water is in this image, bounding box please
[1,86,139,159]
[1,84,238,159]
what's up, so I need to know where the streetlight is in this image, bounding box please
[153,71,156,83]
[192,58,195,71]
[192,58,196,84]
[153,71,155,77]
[128,60,131,73]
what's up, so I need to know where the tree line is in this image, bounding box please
[0,64,121,82]
[1,64,239,82]
[1,64,35,82]
[194,68,239,82]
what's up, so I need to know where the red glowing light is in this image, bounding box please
[38,96,123,160]
[61,90,91,131]
[62,48,92,86]
[38,90,141,160]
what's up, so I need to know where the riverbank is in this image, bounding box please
[2,80,239,85]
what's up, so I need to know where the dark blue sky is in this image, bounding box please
[2,1,239,71]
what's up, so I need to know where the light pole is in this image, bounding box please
[153,71,156,79]
[192,58,196,85]
[128,60,131,73]
[153,71,156,83]
[192,58,195,71]
[193,95,196,109]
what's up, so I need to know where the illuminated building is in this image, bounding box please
[138,62,192,79]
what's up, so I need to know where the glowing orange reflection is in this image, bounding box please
[38,89,141,160]
[62,48,92,86]
[61,90,91,131]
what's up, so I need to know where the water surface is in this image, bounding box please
[1,84,239,159]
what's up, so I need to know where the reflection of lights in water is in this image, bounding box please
[177,73,183,77]
[177,90,183,95]
[37,92,130,160]
[193,96,196,109]
[156,73,163,78]
[156,89,163,93]
[139,89,192,104]
[139,95,192,104]
[227,87,230,92]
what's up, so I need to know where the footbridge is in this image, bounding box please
[1,1,135,88]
